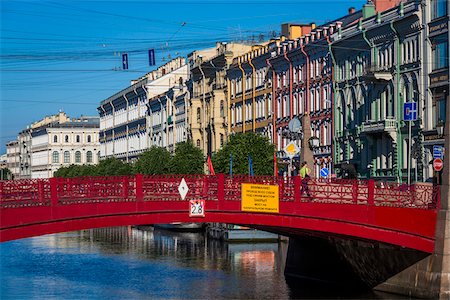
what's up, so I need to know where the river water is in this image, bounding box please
[1,227,413,299]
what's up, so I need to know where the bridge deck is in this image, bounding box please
[0,174,439,252]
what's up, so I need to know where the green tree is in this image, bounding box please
[212,132,275,176]
[54,164,101,178]
[0,168,13,180]
[133,146,171,175]
[169,142,204,174]
[96,157,133,176]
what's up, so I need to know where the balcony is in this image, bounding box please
[363,65,392,81]
[360,119,397,134]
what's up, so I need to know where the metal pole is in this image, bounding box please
[408,120,411,185]
[289,158,292,177]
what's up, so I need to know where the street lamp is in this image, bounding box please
[308,136,320,150]
[436,121,444,138]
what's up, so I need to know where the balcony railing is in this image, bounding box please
[361,119,397,133]
[363,65,393,81]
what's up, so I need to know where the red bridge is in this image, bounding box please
[0,174,439,253]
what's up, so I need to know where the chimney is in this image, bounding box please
[373,0,402,13]
[348,7,356,14]
[363,0,376,19]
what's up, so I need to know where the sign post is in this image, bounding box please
[404,102,417,185]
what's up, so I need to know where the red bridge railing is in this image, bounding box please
[0,174,440,210]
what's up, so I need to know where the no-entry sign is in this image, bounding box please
[433,158,444,172]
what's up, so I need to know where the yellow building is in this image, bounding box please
[187,43,253,156]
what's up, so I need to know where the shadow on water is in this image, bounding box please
[285,276,417,299]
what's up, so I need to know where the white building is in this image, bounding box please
[30,116,100,178]
[98,57,188,161]
[6,140,19,179]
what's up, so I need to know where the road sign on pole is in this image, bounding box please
[403,102,417,121]
[433,145,444,159]
[404,102,417,186]
[320,167,329,178]
[284,142,300,159]
[433,158,444,172]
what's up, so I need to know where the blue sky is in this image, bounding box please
[0,0,366,154]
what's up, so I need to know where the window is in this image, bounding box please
[220,133,224,147]
[196,139,200,148]
[86,151,93,163]
[52,151,59,163]
[431,0,448,19]
[75,151,81,163]
[432,36,449,70]
[197,107,201,122]
[65,135,69,143]
[220,100,225,117]
[53,135,58,143]
[76,135,80,143]
[87,135,92,143]
[97,151,101,161]
[64,151,70,163]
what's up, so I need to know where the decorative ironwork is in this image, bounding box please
[0,175,439,210]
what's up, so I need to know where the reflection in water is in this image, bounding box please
[0,227,413,299]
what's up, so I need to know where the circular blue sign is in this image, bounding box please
[320,168,329,177]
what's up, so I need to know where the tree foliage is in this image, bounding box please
[169,142,204,174]
[96,157,133,176]
[133,146,171,175]
[212,132,275,176]
[0,168,13,180]
[54,158,132,178]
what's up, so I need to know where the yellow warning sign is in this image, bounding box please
[241,183,279,213]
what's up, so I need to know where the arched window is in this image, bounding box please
[53,135,58,143]
[197,107,201,122]
[65,135,69,143]
[76,135,80,143]
[64,151,70,163]
[75,151,81,163]
[97,151,101,161]
[86,151,93,163]
[87,135,92,143]
[196,139,201,148]
[52,151,59,163]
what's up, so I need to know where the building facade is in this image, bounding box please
[188,43,253,156]
[98,57,186,161]
[422,0,449,181]
[6,140,19,179]
[147,83,189,153]
[332,0,439,182]
[227,41,277,143]
[31,116,100,178]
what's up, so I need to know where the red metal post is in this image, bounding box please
[50,177,58,207]
[0,181,3,202]
[38,180,44,203]
[294,175,301,202]
[352,180,358,204]
[217,173,225,203]
[122,177,129,199]
[135,174,143,202]
[367,179,375,206]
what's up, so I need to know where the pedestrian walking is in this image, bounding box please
[299,161,311,197]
